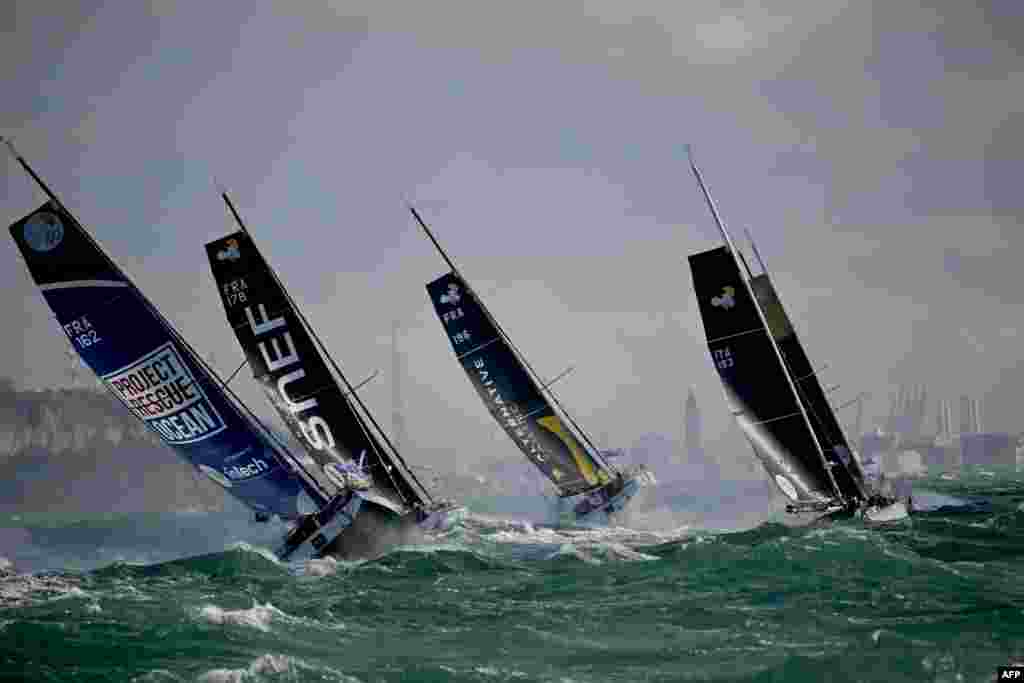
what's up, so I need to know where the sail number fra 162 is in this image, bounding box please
[63,315,102,349]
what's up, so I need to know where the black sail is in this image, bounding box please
[206,231,425,511]
[427,271,612,497]
[688,246,838,505]
[749,274,865,501]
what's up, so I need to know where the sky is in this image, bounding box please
[2,0,1022,479]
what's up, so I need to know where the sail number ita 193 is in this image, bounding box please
[713,347,735,370]
[101,342,227,444]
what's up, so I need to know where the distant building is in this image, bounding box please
[684,386,702,462]
[960,432,1015,467]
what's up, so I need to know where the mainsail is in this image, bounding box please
[205,222,428,514]
[411,206,614,499]
[5,145,322,519]
[426,271,611,497]
[688,247,838,504]
[685,146,865,508]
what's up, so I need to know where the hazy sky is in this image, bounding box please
[2,1,1022,476]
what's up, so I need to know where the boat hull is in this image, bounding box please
[862,500,910,523]
[319,499,461,561]
[771,505,854,528]
[277,495,461,562]
[549,474,646,528]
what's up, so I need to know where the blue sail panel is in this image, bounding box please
[9,201,308,519]
[426,272,609,497]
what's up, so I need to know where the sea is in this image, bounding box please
[1,468,1022,683]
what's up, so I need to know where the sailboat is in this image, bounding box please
[409,205,652,526]
[204,192,457,560]
[3,139,338,554]
[683,147,907,524]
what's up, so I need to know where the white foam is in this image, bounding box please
[196,654,361,682]
[305,556,340,577]
[0,572,88,608]
[191,603,285,633]
[223,542,281,565]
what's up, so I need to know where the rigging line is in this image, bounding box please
[408,203,615,475]
[3,138,327,506]
[221,191,433,504]
[225,358,248,386]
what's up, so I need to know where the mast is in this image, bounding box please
[392,320,407,455]
[220,191,433,503]
[686,146,844,502]
[2,137,327,506]
[408,204,614,473]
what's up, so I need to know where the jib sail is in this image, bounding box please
[688,246,839,504]
[205,229,426,511]
[9,198,317,519]
[749,273,866,502]
[426,271,611,497]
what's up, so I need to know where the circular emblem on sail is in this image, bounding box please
[774,474,799,501]
[23,211,65,252]
[199,464,233,488]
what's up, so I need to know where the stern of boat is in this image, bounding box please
[571,469,648,526]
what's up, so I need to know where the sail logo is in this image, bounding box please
[244,303,337,454]
[439,283,461,305]
[199,457,271,488]
[23,211,65,253]
[103,342,227,445]
[711,286,736,310]
[199,464,233,488]
[471,357,551,466]
[216,238,241,261]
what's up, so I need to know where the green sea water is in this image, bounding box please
[1,470,1022,682]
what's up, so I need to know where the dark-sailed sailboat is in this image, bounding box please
[204,193,457,560]
[684,147,907,524]
[410,206,652,526]
[4,139,336,548]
